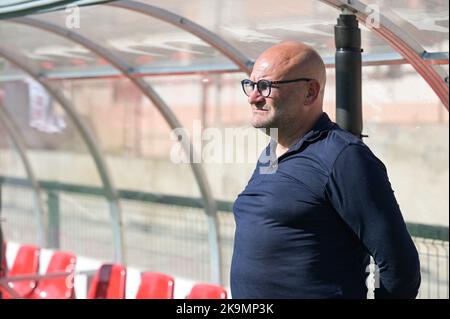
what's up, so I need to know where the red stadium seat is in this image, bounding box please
[87,264,126,299]
[28,251,76,299]
[186,283,227,299]
[1,244,40,298]
[135,272,174,299]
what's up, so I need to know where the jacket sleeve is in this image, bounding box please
[324,144,421,299]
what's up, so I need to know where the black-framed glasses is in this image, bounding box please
[241,78,313,98]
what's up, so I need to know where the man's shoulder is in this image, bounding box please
[322,124,365,150]
[312,124,370,169]
[328,125,365,147]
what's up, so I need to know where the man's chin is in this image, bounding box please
[251,122,273,137]
[251,122,267,129]
[251,117,271,129]
[251,119,278,137]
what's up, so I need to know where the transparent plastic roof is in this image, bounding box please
[359,0,449,52]
[0,0,448,81]
[37,4,234,72]
[138,0,394,58]
[0,21,101,75]
[0,0,111,17]
[0,0,447,121]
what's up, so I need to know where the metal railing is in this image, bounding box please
[0,175,448,298]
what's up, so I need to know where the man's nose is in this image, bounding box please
[248,87,265,104]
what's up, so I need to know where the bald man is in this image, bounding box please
[231,41,421,299]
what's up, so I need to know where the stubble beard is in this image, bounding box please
[251,107,278,129]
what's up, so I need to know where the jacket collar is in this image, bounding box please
[274,112,335,160]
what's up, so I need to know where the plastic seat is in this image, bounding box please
[87,264,126,299]
[1,244,40,298]
[135,272,174,299]
[186,283,227,299]
[28,251,76,299]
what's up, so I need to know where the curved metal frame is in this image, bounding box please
[115,0,449,109]
[0,103,47,247]
[1,51,448,82]
[0,47,125,264]
[319,0,449,110]
[108,0,253,75]
[10,16,224,284]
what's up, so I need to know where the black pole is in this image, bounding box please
[334,13,363,138]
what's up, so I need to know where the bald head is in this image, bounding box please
[253,41,326,98]
[247,41,326,143]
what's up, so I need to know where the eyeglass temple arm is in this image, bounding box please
[271,78,312,84]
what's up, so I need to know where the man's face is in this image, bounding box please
[247,59,305,130]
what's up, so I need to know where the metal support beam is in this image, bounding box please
[319,0,449,110]
[108,0,253,75]
[10,16,224,284]
[0,47,125,264]
[0,103,47,247]
[1,51,447,82]
[47,190,60,248]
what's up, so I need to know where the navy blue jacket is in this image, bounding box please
[231,113,421,299]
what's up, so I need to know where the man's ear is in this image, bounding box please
[304,81,320,105]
